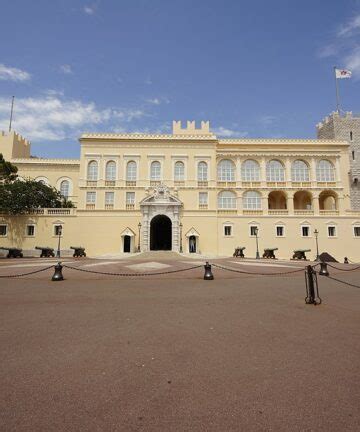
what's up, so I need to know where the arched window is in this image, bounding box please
[87,160,98,181]
[266,160,285,182]
[60,180,70,198]
[242,160,260,181]
[105,161,116,181]
[150,161,161,180]
[35,177,49,185]
[218,191,237,209]
[198,161,208,181]
[126,161,137,181]
[243,191,262,210]
[217,159,235,181]
[316,160,335,182]
[291,160,309,182]
[174,161,185,181]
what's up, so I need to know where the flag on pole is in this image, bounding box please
[335,68,352,79]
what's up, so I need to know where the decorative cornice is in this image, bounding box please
[11,158,80,165]
[218,138,348,146]
[80,133,217,141]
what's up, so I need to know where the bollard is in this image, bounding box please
[318,261,329,277]
[344,257,349,264]
[52,262,64,281]
[204,261,214,280]
[305,265,321,305]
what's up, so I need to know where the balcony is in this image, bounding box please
[199,204,208,210]
[174,180,185,187]
[126,203,135,210]
[319,210,339,216]
[292,182,311,188]
[242,210,263,216]
[126,181,136,187]
[242,181,261,188]
[86,204,95,210]
[218,209,237,215]
[105,180,115,187]
[86,181,97,187]
[217,181,236,188]
[105,204,114,210]
[317,182,337,188]
[294,209,314,216]
[267,182,286,188]
[197,181,208,188]
[27,208,77,216]
[268,209,288,216]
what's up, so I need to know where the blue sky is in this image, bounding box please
[0,0,360,158]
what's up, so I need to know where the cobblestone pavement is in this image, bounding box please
[0,254,359,431]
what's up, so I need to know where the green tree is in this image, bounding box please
[0,153,18,182]
[0,179,74,215]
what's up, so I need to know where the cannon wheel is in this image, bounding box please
[20,253,23,258]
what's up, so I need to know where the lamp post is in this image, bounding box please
[56,225,62,258]
[179,222,183,253]
[314,229,320,261]
[137,222,142,252]
[254,226,260,259]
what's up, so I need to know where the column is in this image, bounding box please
[287,193,294,215]
[313,194,320,215]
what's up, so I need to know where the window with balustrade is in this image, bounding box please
[266,160,285,182]
[199,192,208,209]
[60,180,70,198]
[241,160,260,182]
[126,192,135,209]
[217,159,235,182]
[150,161,161,181]
[105,192,114,209]
[217,191,236,209]
[126,161,137,182]
[291,160,309,182]
[105,161,116,182]
[87,160,98,181]
[198,161,208,181]
[243,191,262,210]
[174,161,185,181]
[316,160,335,182]
[86,191,96,209]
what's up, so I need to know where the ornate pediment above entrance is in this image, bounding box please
[120,227,135,237]
[185,227,200,237]
[140,184,183,207]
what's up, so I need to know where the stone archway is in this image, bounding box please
[150,215,172,250]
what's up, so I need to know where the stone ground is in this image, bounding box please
[0,253,359,431]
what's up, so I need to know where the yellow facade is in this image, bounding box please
[1,121,360,261]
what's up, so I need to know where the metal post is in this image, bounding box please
[204,261,214,280]
[334,66,340,113]
[255,227,260,259]
[56,225,62,258]
[52,262,64,281]
[179,222,183,253]
[137,222,141,252]
[305,265,321,305]
[9,96,14,132]
[314,229,320,261]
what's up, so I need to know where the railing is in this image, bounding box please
[86,204,95,210]
[126,181,136,187]
[86,181,97,187]
[241,181,261,188]
[242,209,263,216]
[27,208,76,216]
[174,181,185,187]
[218,209,237,215]
[266,181,286,188]
[291,182,311,188]
[197,181,208,188]
[294,209,314,215]
[199,204,208,210]
[317,182,337,188]
[217,181,236,188]
[105,180,115,187]
[105,204,114,210]
[319,210,339,215]
[126,203,135,210]
[268,209,288,215]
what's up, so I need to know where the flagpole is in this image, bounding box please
[334,66,340,113]
[9,96,14,132]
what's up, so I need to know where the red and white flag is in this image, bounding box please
[335,68,352,79]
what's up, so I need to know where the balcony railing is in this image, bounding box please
[218,209,237,215]
[242,209,263,216]
[86,181,97,187]
[126,181,136,187]
[294,209,314,215]
[317,182,337,188]
[27,208,77,216]
[217,181,236,188]
[86,204,95,210]
[291,181,311,188]
[267,181,286,188]
[319,210,339,215]
[268,209,288,215]
[197,181,208,188]
[150,180,161,187]
[174,180,185,187]
[199,204,208,210]
[105,180,115,187]
[242,181,261,188]
[105,204,114,210]
[126,203,135,210]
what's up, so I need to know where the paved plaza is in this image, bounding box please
[0,253,359,431]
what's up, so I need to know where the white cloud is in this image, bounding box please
[338,14,360,37]
[0,95,145,142]
[84,6,95,15]
[59,64,73,74]
[259,115,277,127]
[213,126,248,138]
[146,97,170,105]
[0,64,30,82]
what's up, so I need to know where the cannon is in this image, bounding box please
[70,246,86,257]
[262,247,278,259]
[35,246,55,258]
[292,249,311,260]
[233,246,246,258]
[0,247,23,258]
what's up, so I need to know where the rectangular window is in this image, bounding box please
[86,191,96,203]
[105,192,114,205]
[126,192,135,204]
[352,151,355,160]
[328,226,336,237]
[0,224,7,236]
[224,225,232,236]
[354,226,360,237]
[250,225,258,237]
[301,226,310,237]
[26,225,35,236]
[199,192,208,205]
[350,131,353,141]
[276,226,284,237]
[54,225,63,236]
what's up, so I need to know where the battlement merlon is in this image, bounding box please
[0,130,31,159]
[172,120,211,135]
[316,111,359,130]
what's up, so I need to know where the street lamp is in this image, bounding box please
[254,226,260,259]
[137,222,142,252]
[56,224,62,258]
[179,222,183,253]
[314,229,320,261]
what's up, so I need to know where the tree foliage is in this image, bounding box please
[0,153,18,182]
[0,179,74,214]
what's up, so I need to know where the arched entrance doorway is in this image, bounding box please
[150,215,172,250]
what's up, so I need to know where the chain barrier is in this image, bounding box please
[326,263,360,272]
[212,262,315,276]
[327,275,360,289]
[0,265,54,278]
[62,263,203,277]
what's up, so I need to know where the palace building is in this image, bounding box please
[1,112,360,260]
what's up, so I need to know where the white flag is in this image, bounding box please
[335,68,352,79]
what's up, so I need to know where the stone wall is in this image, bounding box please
[317,112,360,210]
